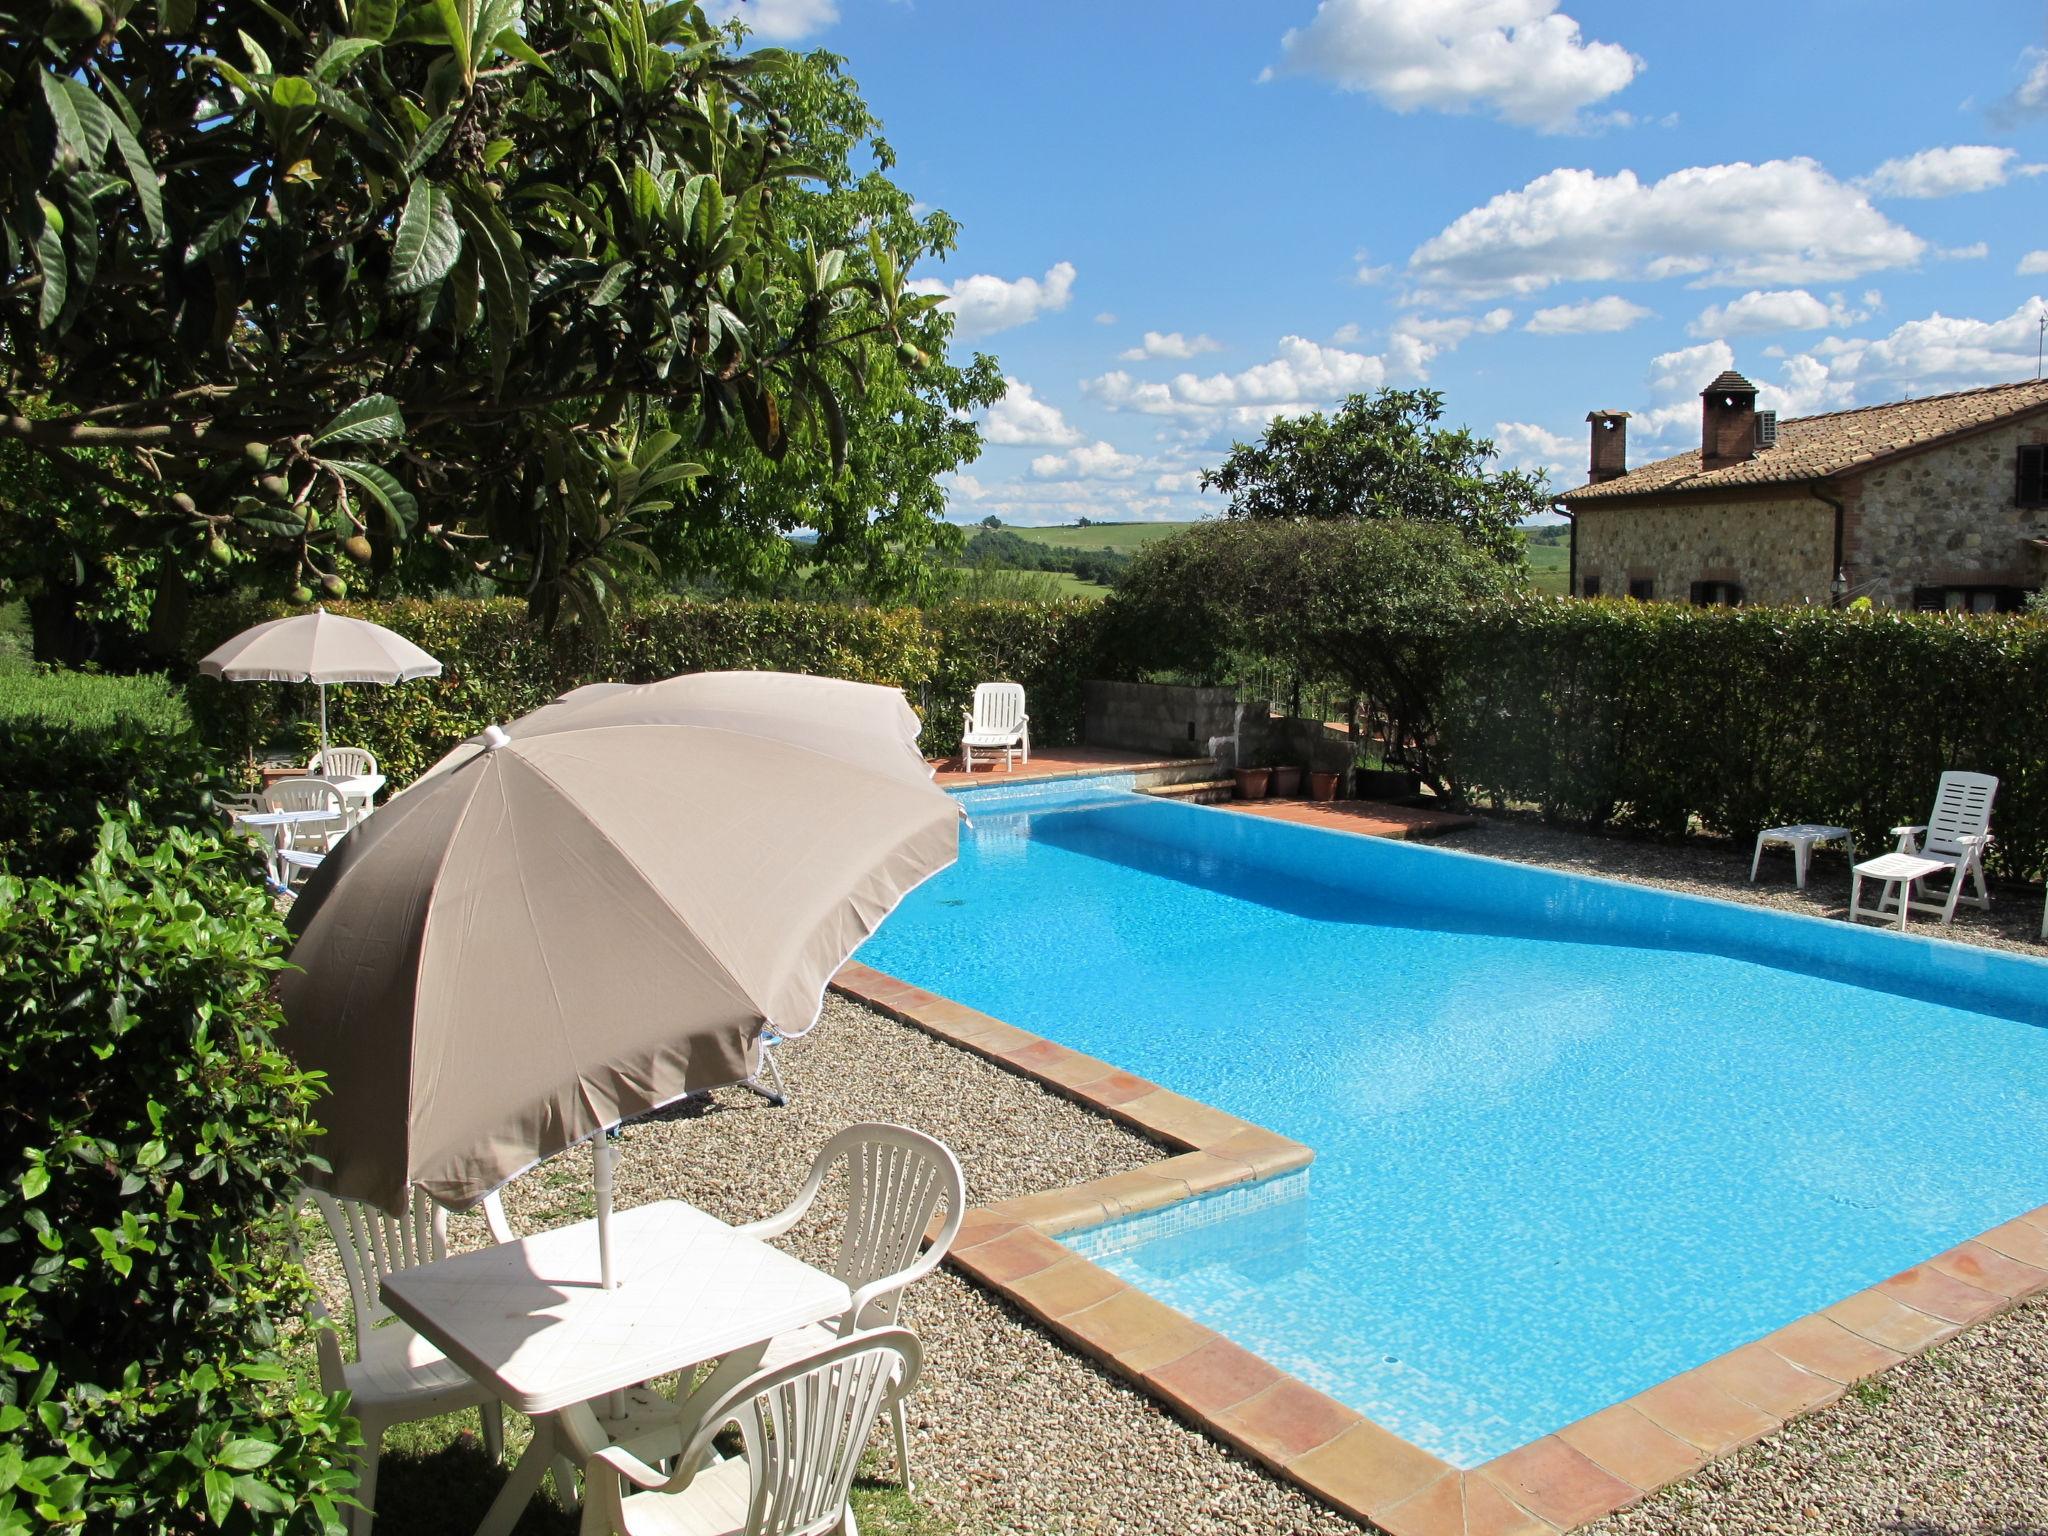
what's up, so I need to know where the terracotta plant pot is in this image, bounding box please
[1233,767,1272,801]
[1270,765,1303,797]
[1308,770,1341,802]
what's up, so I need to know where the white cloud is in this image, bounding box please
[1031,441,1144,481]
[1524,294,1651,334]
[1153,470,1205,493]
[1937,242,1990,261]
[1085,335,1388,417]
[1119,330,1225,362]
[704,0,836,40]
[1860,144,2042,199]
[1388,306,1513,376]
[1688,289,1868,337]
[1407,159,1927,299]
[906,261,1076,339]
[1268,0,1641,133]
[1993,48,2048,126]
[1492,421,1578,477]
[982,378,1083,447]
[945,473,988,502]
[1795,298,2048,395]
[1093,312,1118,326]
[2020,251,2048,276]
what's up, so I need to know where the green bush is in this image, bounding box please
[185,597,1102,780]
[0,669,223,881]
[1438,598,2048,878]
[0,815,356,1533]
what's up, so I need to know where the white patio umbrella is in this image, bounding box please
[196,607,442,763]
[278,671,958,1290]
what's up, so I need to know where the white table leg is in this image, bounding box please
[475,1415,558,1536]
[1793,838,1812,890]
[1750,833,1766,883]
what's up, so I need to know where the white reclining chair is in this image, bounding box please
[727,1124,962,1491]
[959,682,1029,773]
[578,1329,922,1536]
[1887,770,1998,925]
[305,1188,517,1536]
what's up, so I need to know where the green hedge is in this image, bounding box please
[0,668,226,880]
[1437,598,2048,879]
[185,597,1103,782]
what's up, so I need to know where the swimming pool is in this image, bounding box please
[857,780,2048,1466]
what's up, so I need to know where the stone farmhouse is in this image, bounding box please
[1559,371,2048,611]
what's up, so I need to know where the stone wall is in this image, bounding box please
[1082,680,1245,759]
[1844,415,2048,607]
[1572,495,1835,605]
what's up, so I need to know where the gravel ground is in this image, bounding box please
[305,817,2048,1535]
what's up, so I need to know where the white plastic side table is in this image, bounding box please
[1751,824,1855,890]
[1850,851,1949,931]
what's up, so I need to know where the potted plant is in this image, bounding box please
[1270,762,1303,797]
[1308,768,1342,801]
[1233,764,1272,800]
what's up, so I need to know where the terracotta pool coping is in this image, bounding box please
[833,959,2048,1535]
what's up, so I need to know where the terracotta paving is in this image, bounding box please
[831,956,2048,1536]
[930,745,1212,789]
[1218,795,1478,841]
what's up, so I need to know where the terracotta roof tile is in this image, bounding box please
[1561,378,2048,504]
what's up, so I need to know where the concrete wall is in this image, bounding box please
[1845,415,2048,607]
[1572,495,1835,605]
[1082,680,1245,759]
[1572,413,2048,608]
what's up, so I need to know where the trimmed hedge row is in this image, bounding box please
[185,596,1104,781]
[1437,598,2048,880]
[0,667,224,879]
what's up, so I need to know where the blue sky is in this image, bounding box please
[718,0,2048,525]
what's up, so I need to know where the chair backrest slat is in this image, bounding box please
[971,682,1025,735]
[823,1127,961,1328]
[309,746,379,778]
[310,1189,449,1346]
[1924,771,1998,858]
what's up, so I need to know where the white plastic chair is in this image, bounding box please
[959,682,1029,773]
[1887,770,1998,925]
[730,1125,963,1492]
[310,746,380,779]
[264,777,353,836]
[306,1188,515,1536]
[578,1328,923,1536]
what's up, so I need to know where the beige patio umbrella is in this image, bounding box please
[278,671,956,1280]
[197,607,441,762]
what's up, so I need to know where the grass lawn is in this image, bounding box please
[1042,570,1115,600]
[1522,525,1569,596]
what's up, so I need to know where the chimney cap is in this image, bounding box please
[1700,369,1758,398]
[1586,410,1632,423]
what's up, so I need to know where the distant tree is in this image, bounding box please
[0,0,941,654]
[1101,518,1521,796]
[1075,515,1091,527]
[1200,388,1544,565]
[980,514,1003,529]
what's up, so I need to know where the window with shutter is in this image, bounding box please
[2018,444,2047,509]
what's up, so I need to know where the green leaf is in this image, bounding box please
[28,198,67,330]
[330,461,419,536]
[19,1166,47,1200]
[351,0,399,40]
[590,261,631,307]
[42,75,114,165]
[311,36,381,81]
[102,111,165,245]
[388,180,461,294]
[159,0,198,29]
[270,76,319,111]
[313,395,406,446]
[182,196,255,265]
[202,1467,234,1525]
[215,1439,277,1471]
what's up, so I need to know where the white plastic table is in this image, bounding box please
[328,773,386,819]
[1849,851,1950,931]
[381,1199,850,1536]
[1751,824,1855,889]
[229,808,339,888]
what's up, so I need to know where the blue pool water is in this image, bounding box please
[857,781,2048,1466]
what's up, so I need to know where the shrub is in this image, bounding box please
[184,597,1101,779]
[0,814,355,1533]
[1439,598,2048,877]
[0,669,222,881]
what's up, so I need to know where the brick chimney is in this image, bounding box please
[1700,370,1759,470]
[1586,410,1630,483]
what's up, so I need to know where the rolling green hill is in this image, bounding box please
[986,521,1200,551]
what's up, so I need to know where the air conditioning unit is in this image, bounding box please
[1754,410,1779,448]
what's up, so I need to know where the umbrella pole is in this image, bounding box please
[594,1134,616,1290]
[317,682,330,767]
